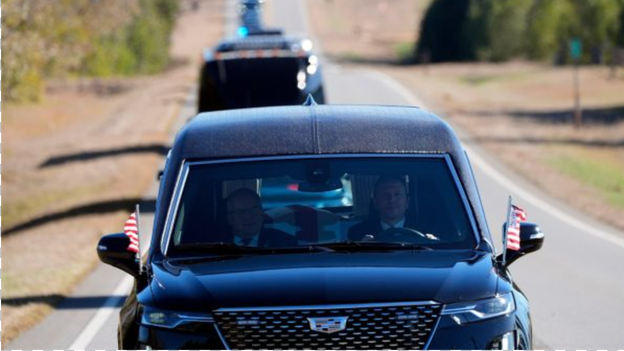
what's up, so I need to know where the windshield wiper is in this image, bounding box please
[309,241,433,252]
[175,242,255,253]
[175,242,335,255]
[173,241,432,257]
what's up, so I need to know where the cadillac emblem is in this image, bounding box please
[307,316,349,334]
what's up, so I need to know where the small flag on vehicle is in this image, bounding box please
[124,211,140,254]
[506,203,527,251]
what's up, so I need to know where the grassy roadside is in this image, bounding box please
[547,149,624,210]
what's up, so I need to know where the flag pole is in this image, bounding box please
[135,203,143,274]
[502,196,513,266]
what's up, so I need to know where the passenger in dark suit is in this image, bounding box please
[223,188,297,247]
[348,176,417,241]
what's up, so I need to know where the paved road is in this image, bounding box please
[8,0,624,349]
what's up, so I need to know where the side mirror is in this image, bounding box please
[498,222,544,267]
[97,233,140,279]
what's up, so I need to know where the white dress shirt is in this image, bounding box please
[380,218,406,230]
[234,233,260,247]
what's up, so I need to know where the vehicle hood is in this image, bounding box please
[143,251,499,312]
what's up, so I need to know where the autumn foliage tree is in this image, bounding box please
[416,0,624,64]
[2,0,178,102]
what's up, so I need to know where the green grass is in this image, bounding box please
[548,153,624,209]
[394,41,416,64]
[459,74,497,86]
[338,51,364,62]
[458,69,541,86]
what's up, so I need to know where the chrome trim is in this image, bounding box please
[213,324,231,350]
[215,300,439,312]
[440,305,478,315]
[176,314,215,323]
[307,316,349,334]
[443,154,481,246]
[160,153,482,255]
[530,231,545,240]
[161,160,191,255]
[186,153,445,167]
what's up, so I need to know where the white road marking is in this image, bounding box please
[361,70,426,107]
[67,276,134,350]
[362,68,624,249]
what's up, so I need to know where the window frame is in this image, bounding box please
[160,154,481,256]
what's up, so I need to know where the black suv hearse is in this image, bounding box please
[98,104,543,350]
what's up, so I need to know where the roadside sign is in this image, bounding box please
[570,39,582,60]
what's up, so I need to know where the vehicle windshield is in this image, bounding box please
[166,157,477,256]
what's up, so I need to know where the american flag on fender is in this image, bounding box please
[124,212,140,253]
[506,204,527,251]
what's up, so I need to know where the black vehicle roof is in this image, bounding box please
[178,105,462,159]
[215,35,302,53]
[153,105,492,256]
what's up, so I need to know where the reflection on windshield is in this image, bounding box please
[168,157,476,256]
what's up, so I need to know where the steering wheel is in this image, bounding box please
[374,227,431,243]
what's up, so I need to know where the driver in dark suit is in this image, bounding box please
[348,176,417,241]
[224,188,297,247]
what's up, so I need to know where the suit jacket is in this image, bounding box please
[348,218,418,241]
[216,228,298,248]
[255,228,298,247]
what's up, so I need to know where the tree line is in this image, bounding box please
[3,0,179,102]
[416,0,624,63]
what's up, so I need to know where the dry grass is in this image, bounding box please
[1,0,226,344]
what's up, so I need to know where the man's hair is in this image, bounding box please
[373,175,408,197]
[226,188,260,206]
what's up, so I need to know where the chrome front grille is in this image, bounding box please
[214,303,442,350]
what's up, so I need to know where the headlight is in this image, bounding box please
[141,305,214,329]
[441,293,515,325]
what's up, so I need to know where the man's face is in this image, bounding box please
[227,193,264,239]
[374,180,409,224]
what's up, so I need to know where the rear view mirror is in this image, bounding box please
[299,161,343,192]
[298,179,343,192]
[97,233,140,279]
[498,222,544,267]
